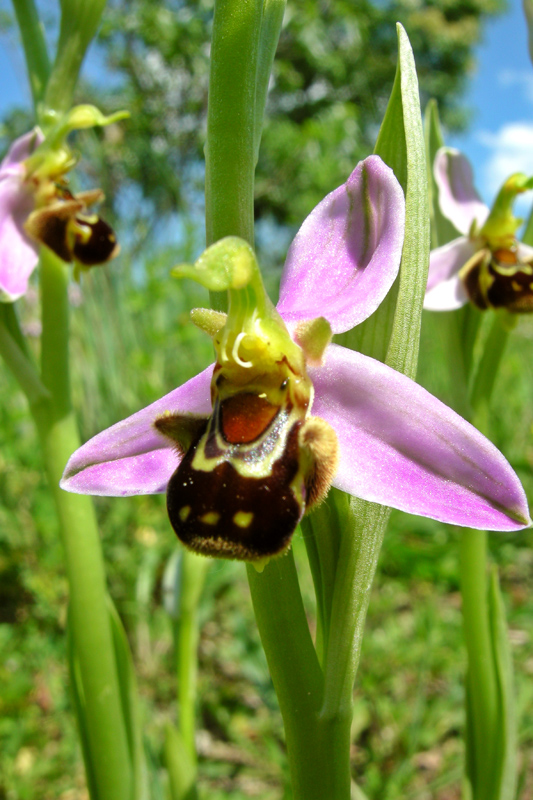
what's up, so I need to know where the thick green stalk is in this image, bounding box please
[205,2,352,795]
[247,554,352,800]
[459,529,498,797]
[44,0,108,115]
[423,91,513,800]
[457,311,513,800]
[35,248,132,800]
[205,0,263,250]
[469,315,511,429]
[11,0,50,110]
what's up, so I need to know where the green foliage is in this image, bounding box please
[75,0,506,227]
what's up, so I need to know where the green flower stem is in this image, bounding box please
[460,305,483,383]
[456,310,513,799]
[438,309,472,418]
[425,87,517,800]
[204,1,345,795]
[459,529,498,797]
[205,0,263,252]
[43,0,107,116]
[34,248,132,800]
[164,723,198,800]
[300,514,329,664]
[247,553,352,800]
[436,314,512,800]
[469,314,511,429]
[174,550,209,764]
[11,0,50,110]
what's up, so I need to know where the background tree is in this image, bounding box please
[1,0,505,234]
[92,0,504,228]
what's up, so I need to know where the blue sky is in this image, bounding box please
[1,0,532,213]
[449,0,533,213]
[0,27,30,113]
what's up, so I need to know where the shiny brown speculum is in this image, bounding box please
[165,399,304,561]
[155,387,338,563]
[461,246,533,313]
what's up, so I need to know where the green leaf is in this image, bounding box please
[11,0,50,110]
[462,565,519,800]
[44,0,109,114]
[67,615,101,800]
[376,22,429,380]
[67,597,150,800]
[164,723,198,800]
[343,23,429,379]
[321,25,430,723]
[254,0,287,163]
[107,596,150,800]
[423,99,461,248]
[488,567,518,800]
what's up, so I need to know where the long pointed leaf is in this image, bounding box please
[107,596,150,800]
[164,724,198,800]
[67,611,101,800]
[323,23,430,720]
[424,100,461,248]
[489,567,518,800]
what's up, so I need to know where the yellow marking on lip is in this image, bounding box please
[200,511,220,525]
[233,511,253,528]
[179,506,191,522]
[512,280,522,292]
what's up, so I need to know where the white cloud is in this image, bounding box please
[475,122,533,217]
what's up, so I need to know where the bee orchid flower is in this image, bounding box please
[0,106,127,302]
[425,147,533,312]
[61,156,530,562]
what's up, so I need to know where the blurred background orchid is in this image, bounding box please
[425,147,533,313]
[0,130,43,300]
